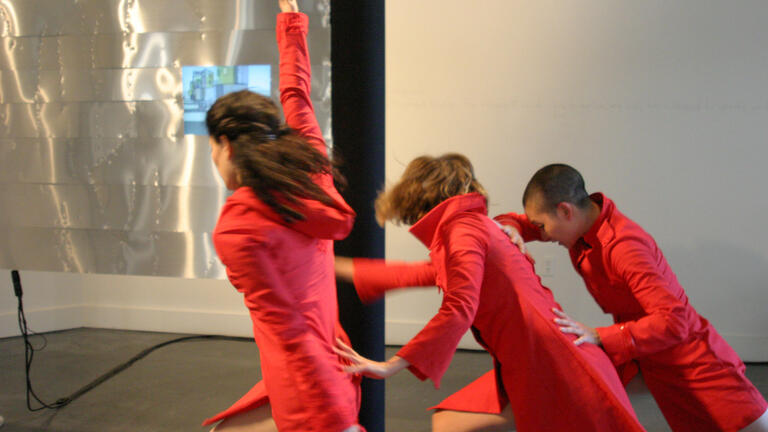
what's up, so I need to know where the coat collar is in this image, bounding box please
[581,192,616,247]
[409,193,488,248]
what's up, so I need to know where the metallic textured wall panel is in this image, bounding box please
[0,227,224,278]
[1,69,181,103]
[0,183,226,232]
[0,0,331,37]
[0,0,332,278]
[0,137,223,186]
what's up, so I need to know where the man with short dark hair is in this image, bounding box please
[495,163,768,432]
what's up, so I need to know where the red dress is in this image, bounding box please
[495,193,768,432]
[202,13,362,431]
[353,193,645,431]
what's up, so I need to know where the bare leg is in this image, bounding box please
[432,403,515,432]
[210,404,277,432]
[741,408,768,432]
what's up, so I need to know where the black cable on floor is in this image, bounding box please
[54,334,248,408]
[12,270,250,411]
[17,290,65,411]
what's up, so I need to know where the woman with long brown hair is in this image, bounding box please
[335,153,645,431]
[201,1,362,431]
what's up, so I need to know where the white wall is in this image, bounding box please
[0,269,251,339]
[384,0,768,360]
[1,270,85,337]
[2,1,766,363]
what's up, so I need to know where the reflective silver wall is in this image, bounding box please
[0,0,332,278]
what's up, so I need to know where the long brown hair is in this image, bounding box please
[206,90,346,223]
[375,153,487,226]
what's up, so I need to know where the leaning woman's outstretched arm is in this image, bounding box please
[335,257,437,303]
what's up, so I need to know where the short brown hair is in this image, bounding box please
[375,153,487,226]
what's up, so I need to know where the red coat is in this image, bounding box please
[495,193,767,432]
[202,13,361,431]
[353,193,645,431]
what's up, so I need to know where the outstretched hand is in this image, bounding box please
[278,0,299,13]
[553,308,601,346]
[334,339,408,379]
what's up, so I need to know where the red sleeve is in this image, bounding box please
[276,11,349,203]
[351,258,437,303]
[596,238,690,365]
[492,211,542,242]
[215,202,354,430]
[276,12,325,155]
[396,215,488,389]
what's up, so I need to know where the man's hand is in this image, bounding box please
[495,222,533,262]
[553,308,601,346]
[278,0,298,13]
[334,339,409,379]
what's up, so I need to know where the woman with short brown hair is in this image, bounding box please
[336,153,646,431]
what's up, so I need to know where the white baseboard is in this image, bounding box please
[81,305,254,337]
[2,309,480,347]
[0,305,85,338]
[386,319,483,350]
[0,305,253,339]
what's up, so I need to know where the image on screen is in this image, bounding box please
[182,65,271,135]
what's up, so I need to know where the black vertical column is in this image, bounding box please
[331,1,385,432]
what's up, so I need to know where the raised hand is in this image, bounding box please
[278,0,298,13]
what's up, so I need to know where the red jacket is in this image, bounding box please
[495,193,767,431]
[202,13,361,432]
[353,193,644,431]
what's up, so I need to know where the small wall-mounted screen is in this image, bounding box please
[182,65,271,135]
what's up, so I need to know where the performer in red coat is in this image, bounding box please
[201,2,362,431]
[495,163,768,432]
[335,154,645,432]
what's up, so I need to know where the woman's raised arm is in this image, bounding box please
[276,7,326,154]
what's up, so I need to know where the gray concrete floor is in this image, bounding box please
[0,328,766,431]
